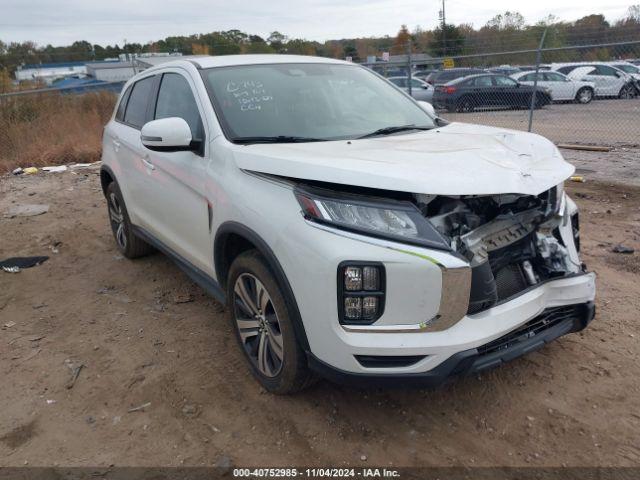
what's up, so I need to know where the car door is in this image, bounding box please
[471,75,496,107]
[579,65,621,96]
[492,75,523,107]
[409,78,432,101]
[543,72,573,100]
[113,74,159,228]
[139,70,212,272]
[594,65,625,96]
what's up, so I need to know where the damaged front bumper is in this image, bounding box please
[309,299,595,388]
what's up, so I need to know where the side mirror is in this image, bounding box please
[417,100,436,117]
[141,117,194,152]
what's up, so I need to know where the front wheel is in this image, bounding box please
[227,250,314,394]
[575,87,593,104]
[619,84,635,99]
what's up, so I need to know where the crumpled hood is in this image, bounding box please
[230,122,574,195]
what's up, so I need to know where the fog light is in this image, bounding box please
[339,262,386,325]
[344,267,362,291]
[362,266,379,291]
[344,297,362,320]
[362,296,378,319]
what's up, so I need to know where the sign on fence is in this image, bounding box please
[382,52,390,62]
[443,58,455,69]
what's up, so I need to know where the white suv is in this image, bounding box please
[101,55,596,393]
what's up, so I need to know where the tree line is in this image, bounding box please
[1,6,639,78]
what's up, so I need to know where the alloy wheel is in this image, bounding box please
[578,89,592,103]
[620,86,634,99]
[233,273,284,377]
[108,192,127,250]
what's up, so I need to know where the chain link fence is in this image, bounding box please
[363,38,640,148]
[1,38,639,173]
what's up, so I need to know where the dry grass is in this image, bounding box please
[0,91,116,172]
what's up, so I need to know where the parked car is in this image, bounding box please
[432,73,552,112]
[413,69,438,81]
[101,55,595,393]
[424,68,486,85]
[489,65,522,76]
[607,61,640,82]
[387,76,434,102]
[511,70,595,103]
[549,63,636,98]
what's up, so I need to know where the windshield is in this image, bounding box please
[614,64,639,73]
[200,63,435,142]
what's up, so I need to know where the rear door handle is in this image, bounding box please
[112,139,121,151]
[141,156,155,170]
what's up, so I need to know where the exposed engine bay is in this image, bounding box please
[414,187,582,314]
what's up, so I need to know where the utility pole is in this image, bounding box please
[528,28,548,132]
[406,41,412,96]
[440,0,446,56]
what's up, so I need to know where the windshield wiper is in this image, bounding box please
[233,135,325,145]
[357,124,433,139]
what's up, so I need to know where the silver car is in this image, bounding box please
[388,76,434,102]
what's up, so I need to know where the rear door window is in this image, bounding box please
[493,76,518,87]
[473,76,493,87]
[594,65,618,77]
[544,72,565,82]
[115,85,132,121]
[123,76,155,129]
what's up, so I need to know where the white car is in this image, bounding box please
[607,61,640,82]
[100,55,596,393]
[511,70,595,103]
[387,76,434,102]
[549,62,636,98]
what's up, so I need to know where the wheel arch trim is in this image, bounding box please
[214,222,311,352]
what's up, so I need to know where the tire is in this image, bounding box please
[455,96,475,113]
[533,92,550,109]
[575,87,593,104]
[105,182,154,259]
[227,250,314,394]
[619,84,635,99]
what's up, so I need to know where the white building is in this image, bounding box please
[86,61,136,82]
[15,62,87,84]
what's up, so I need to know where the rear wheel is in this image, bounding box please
[105,182,153,259]
[575,87,593,104]
[455,96,475,113]
[227,250,314,394]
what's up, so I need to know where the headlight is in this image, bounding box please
[295,186,450,250]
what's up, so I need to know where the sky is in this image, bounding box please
[0,0,634,47]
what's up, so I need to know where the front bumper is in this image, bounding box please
[309,301,595,388]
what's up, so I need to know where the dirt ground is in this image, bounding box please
[1,166,639,468]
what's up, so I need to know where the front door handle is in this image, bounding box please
[141,157,155,170]
[112,139,121,151]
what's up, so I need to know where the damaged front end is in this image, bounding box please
[415,184,583,315]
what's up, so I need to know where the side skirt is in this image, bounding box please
[131,225,226,305]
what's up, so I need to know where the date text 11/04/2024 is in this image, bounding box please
[232,468,401,478]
